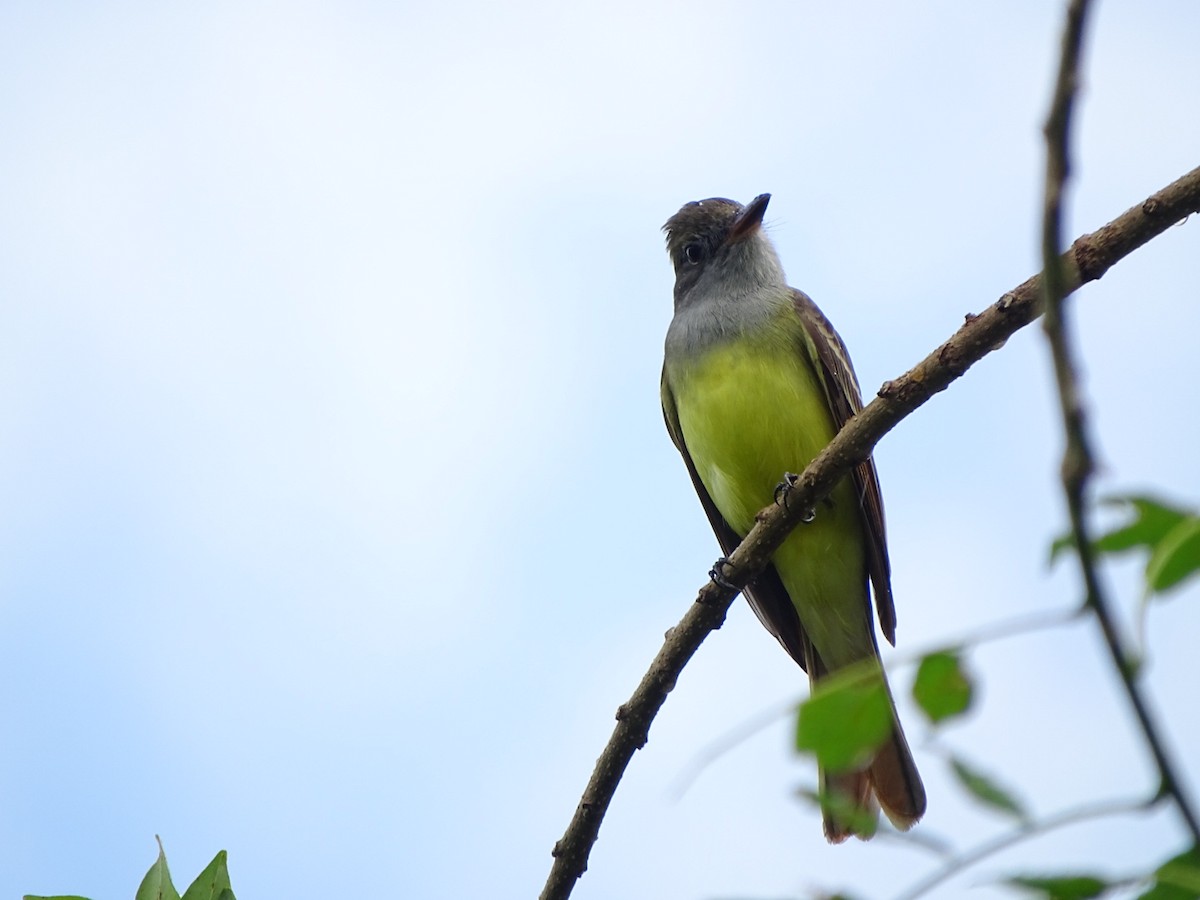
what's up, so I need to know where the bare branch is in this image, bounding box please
[890,795,1157,900]
[540,161,1200,899]
[1039,0,1200,846]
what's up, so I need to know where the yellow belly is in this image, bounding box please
[671,335,872,667]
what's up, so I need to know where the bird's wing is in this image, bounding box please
[791,289,897,645]
[661,365,815,670]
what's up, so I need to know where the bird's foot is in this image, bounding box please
[708,557,739,591]
[774,473,817,523]
[774,472,799,507]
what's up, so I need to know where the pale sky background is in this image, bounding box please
[2,2,1199,899]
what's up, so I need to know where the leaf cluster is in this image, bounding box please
[1051,495,1200,599]
[791,492,1200,899]
[26,838,236,900]
[1005,844,1200,899]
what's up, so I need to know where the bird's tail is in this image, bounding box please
[805,643,926,842]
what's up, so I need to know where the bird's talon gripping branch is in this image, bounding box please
[708,557,739,591]
[774,472,800,507]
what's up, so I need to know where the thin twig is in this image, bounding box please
[916,605,1084,658]
[872,823,958,859]
[890,795,1157,900]
[1039,0,1200,846]
[669,605,1083,800]
[540,163,1200,900]
[667,696,799,801]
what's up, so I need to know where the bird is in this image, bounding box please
[660,193,925,841]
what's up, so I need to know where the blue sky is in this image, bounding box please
[2,2,1199,898]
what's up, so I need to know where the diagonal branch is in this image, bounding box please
[539,163,1200,900]
[1040,0,1200,847]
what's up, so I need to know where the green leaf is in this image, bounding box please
[136,838,181,900]
[1049,532,1077,565]
[1145,518,1200,596]
[1050,495,1193,567]
[1139,845,1200,899]
[1006,874,1112,899]
[796,664,892,773]
[1097,496,1193,554]
[949,755,1027,822]
[181,851,234,900]
[912,651,973,724]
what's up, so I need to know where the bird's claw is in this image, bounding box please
[709,557,739,591]
[774,472,799,507]
[774,472,817,523]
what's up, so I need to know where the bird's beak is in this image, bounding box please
[725,193,771,245]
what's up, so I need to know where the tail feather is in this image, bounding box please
[820,718,925,841]
[821,770,877,843]
[870,720,926,830]
[803,634,926,841]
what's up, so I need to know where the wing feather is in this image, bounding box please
[790,289,897,644]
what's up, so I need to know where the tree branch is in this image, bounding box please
[1039,0,1200,848]
[890,795,1157,900]
[540,162,1200,900]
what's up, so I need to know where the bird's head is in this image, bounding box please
[662,193,784,308]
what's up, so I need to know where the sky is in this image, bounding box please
[2,2,1199,899]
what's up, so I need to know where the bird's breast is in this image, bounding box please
[669,336,838,535]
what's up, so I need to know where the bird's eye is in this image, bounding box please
[683,242,705,264]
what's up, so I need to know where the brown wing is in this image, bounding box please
[791,289,897,645]
[661,365,815,671]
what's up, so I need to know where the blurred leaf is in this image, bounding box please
[949,755,1027,822]
[798,787,878,839]
[1006,874,1112,899]
[1145,518,1200,596]
[1097,496,1193,554]
[912,651,973,724]
[1049,532,1077,565]
[136,838,181,900]
[181,851,234,900]
[1139,845,1200,899]
[796,665,891,773]
[1050,495,1193,566]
